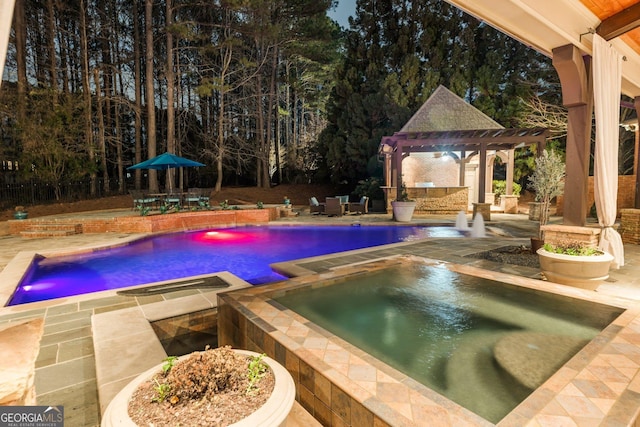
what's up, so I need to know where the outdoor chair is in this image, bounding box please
[309,197,325,214]
[184,189,202,208]
[129,190,157,211]
[348,196,369,215]
[324,197,344,217]
[165,190,182,208]
[337,195,350,212]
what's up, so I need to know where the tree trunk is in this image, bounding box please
[79,0,96,196]
[133,0,143,190]
[145,0,158,192]
[45,0,57,102]
[14,0,26,122]
[255,72,265,188]
[93,69,109,193]
[112,3,126,194]
[165,0,176,190]
[270,47,281,185]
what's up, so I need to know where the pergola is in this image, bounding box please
[380,127,549,205]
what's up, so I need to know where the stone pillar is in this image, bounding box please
[539,224,601,249]
[501,195,519,214]
[620,208,640,244]
[473,202,491,222]
[485,193,495,205]
[529,202,542,221]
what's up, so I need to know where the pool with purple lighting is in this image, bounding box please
[9,225,461,306]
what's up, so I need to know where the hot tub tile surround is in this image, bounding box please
[217,256,640,427]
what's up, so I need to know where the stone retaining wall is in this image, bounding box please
[8,208,275,235]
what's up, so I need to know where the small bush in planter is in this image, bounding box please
[128,346,275,426]
[395,181,413,202]
[527,150,565,240]
[542,242,601,256]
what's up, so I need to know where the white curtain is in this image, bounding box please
[593,34,624,268]
[0,0,16,87]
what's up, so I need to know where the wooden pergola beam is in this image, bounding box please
[596,1,640,41]
[379,127,548,205]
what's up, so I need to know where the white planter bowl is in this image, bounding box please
[391,201,416,222]
[102,349,295,427]
[537,248,614,290]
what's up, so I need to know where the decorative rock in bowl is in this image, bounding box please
[102,346,295,427]
[537,244,614,290]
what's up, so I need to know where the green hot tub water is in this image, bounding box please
[274,264,622,423]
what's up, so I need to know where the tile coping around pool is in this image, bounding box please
[216,255,640,427]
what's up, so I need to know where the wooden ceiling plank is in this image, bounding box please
[597,1,640,40]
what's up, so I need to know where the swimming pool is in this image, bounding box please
[217,257,635,426]
[9,225,460,306]
[273,262,621,422]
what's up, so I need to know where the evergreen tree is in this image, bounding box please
[318,0,558,184]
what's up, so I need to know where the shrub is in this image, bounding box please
[492,180,522,197]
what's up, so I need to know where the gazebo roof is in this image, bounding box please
[379,86,548,205]
[381,86,548,154]
[400,85,503,132]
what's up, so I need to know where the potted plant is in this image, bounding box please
[391,182,416,222]
[527,150,565,251]
[537,241,614,290]
[13,206,28,220]
[102,346,295,427]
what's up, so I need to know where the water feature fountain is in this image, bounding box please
[470,212,486,238]
[455,210,470,231]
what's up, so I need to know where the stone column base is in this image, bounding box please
[500,195,519,214]
[472,203,492,222]
[540,224,601,248]
[620,209,640,245]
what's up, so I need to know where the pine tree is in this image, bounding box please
[318,0,558,184]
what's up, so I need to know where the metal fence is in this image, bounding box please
[0,179,122,210]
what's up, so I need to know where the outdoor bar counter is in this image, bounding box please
[383,185,468,214]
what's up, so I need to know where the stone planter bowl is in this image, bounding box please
[101,349,295,427]
[536,248,614,290]
[391,201,416,222]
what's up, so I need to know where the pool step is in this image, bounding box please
[444,330,528,423]
[20,222,83,238]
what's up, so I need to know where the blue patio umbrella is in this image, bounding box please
[128,152,205,191]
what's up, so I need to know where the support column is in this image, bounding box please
[506,149,514,195]
[478,143,487,203]
[552,44,592,226]
[459,150,466,186]
[395,143,404,201]
[634,97,640,208]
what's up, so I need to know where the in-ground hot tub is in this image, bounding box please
[217,256,640,426]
